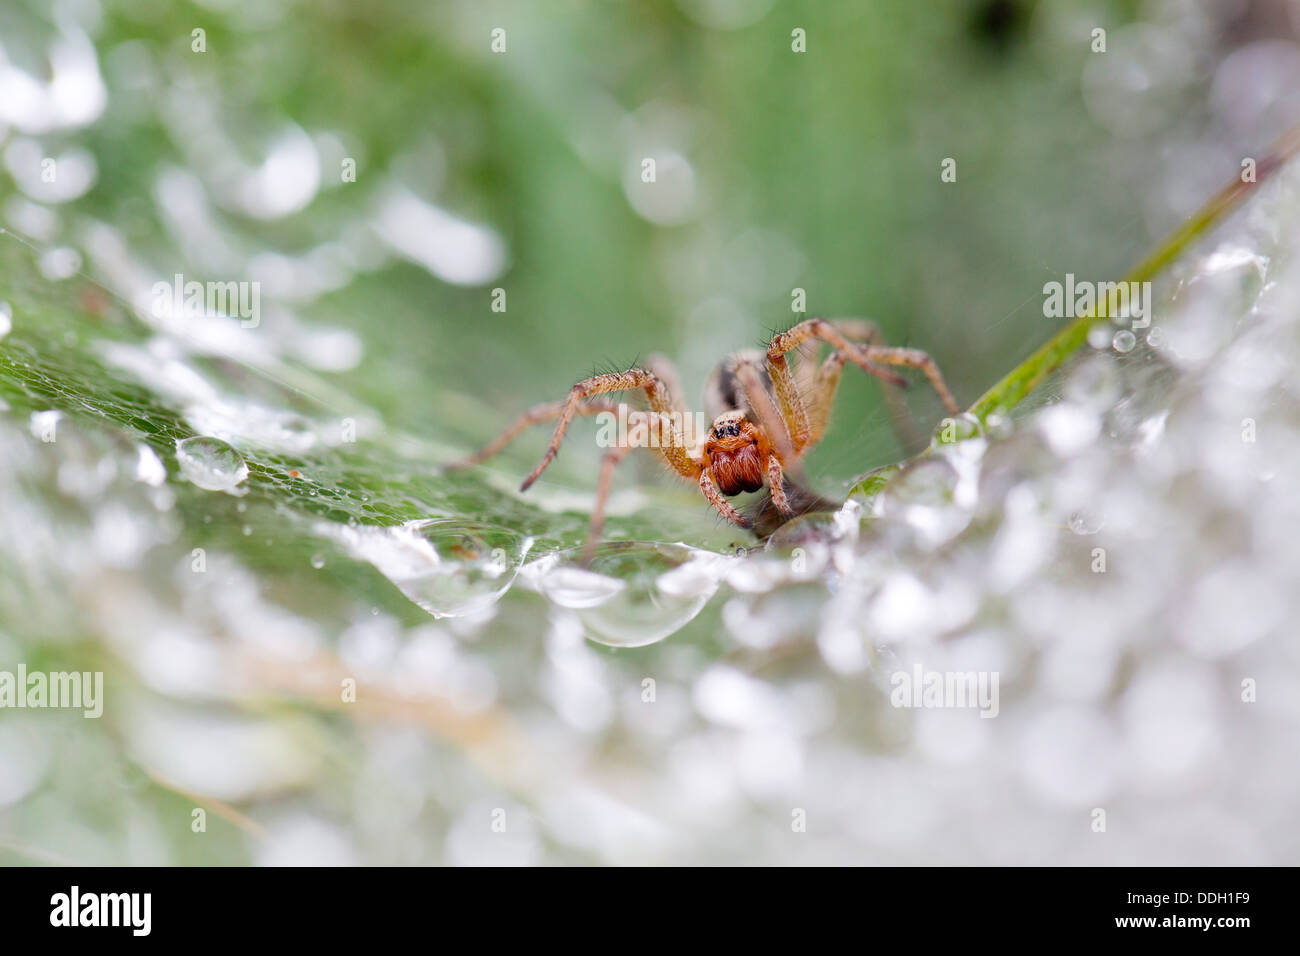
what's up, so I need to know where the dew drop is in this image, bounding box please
[175,436,249,493]
[134,444,167,486]
[327,518,530,619]
[532,543,722,647]
[38,246,82,280]
[930,411,984,448]
[0,301,11,340]
[1112,329,1137,353]
[1087,323,1113,349]
[536,563,626,609]
[1068,509,1105,535]
[310,553,326,569]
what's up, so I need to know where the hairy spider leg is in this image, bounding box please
[766,318,959,454]
[445,398,620,470]
[584,443,633,566]
[519,369,699,491]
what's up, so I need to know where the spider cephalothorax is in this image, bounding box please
[450,318,960,560]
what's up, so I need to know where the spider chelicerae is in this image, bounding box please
[451,318,959,557]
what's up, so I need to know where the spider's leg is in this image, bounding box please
[731,356,796,464]
[803,350,847,450]
[766,454,792,516]
[859,344,960,416]
[699,470,751,528]
[583,443,633,566]
[445,398,620,471]
[646,354,689,416]
[796,319,905,391]
[828,319,934,454]
[520,369,701,491]
[767,318,959,454]
[799,319,918,452]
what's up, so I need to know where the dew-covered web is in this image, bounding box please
[6,174,1299,862]
[3,4,1300,866]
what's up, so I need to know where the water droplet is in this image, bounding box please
[930,411,984,448]
[0,301,11,340]
[724,553,799,593]
[849,462,901,504]
[1067,509,1105,534]
[1087,323,1113,349]
[28,409,61,440]
[1037,403,1100,457]
[532,543,722,647]
[326,519,530,619]
[38,246,82,280]
[1112,329,1137,353]
[134,444,167,486]
[175,436,249,493]
[534,563,627,609]
[310,553,326,569]
[765,511,842,552]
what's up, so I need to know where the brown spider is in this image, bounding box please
[451,318,959,558]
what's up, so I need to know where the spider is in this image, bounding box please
[450,318,960,559]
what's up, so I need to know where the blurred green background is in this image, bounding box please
[4,0,1224,485]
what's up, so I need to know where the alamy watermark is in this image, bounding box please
[0,666,103,718]
[1043,274,1152,329]
[151,272,260,328]
[889,663,1000,718]
[50,886,150,935]
[594,405,709,449]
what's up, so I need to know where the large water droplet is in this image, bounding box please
[175,436,249,493]
[1112,329,1137,353]
[325,519,531,619]
[535,563,626,609]
[531,543,723,647]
